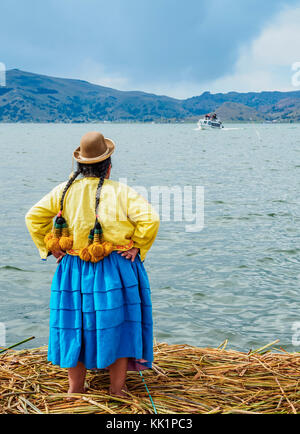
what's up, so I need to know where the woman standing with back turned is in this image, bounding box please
[25,132,160,397]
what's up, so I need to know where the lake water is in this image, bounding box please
[0,122,299,353]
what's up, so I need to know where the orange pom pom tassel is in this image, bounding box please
[79,247,91,262]
[59,237,73,251]
[102,241,114,257]
[89,243,104,258]
[44,232,53,244]
[90,254,103,263]
[47,238,61,252]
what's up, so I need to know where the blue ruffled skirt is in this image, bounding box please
[47,252,153,371]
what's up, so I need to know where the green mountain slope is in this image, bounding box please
[1,69,300,122]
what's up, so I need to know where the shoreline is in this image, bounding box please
[1,341,300,414]
[0,121,300,125]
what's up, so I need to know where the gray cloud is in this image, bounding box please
[0,0,298,94]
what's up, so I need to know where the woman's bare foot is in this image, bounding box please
[67,386,87,401]
[67,362,87,399]
[68,386,86,394]
[109,384,129,398]
[108,357,129,398]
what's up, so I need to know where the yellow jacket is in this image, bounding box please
[25,178,160,262]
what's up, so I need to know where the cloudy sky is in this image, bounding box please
[1,0,300,98]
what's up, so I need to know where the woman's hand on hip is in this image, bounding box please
[52,249,66,264]
[117,247,139,262]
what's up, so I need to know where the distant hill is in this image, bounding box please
[1,69,300,122]
[215,102,264,122]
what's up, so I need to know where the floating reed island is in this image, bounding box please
[1,340,300,414]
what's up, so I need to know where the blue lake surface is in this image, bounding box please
[0,122,299,353]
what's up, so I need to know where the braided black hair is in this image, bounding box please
[94,158,111,217]
[60,169,81,212]
[59,157,112,220]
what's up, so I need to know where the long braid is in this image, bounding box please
[60,169,81,212]
[44,168,81,253]
[95,158,111,220]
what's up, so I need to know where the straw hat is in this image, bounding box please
[73,132,115,164]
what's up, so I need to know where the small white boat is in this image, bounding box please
[197,114,224,130]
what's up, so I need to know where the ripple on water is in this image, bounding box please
[0,265,30,272]
[1,122,300,352]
